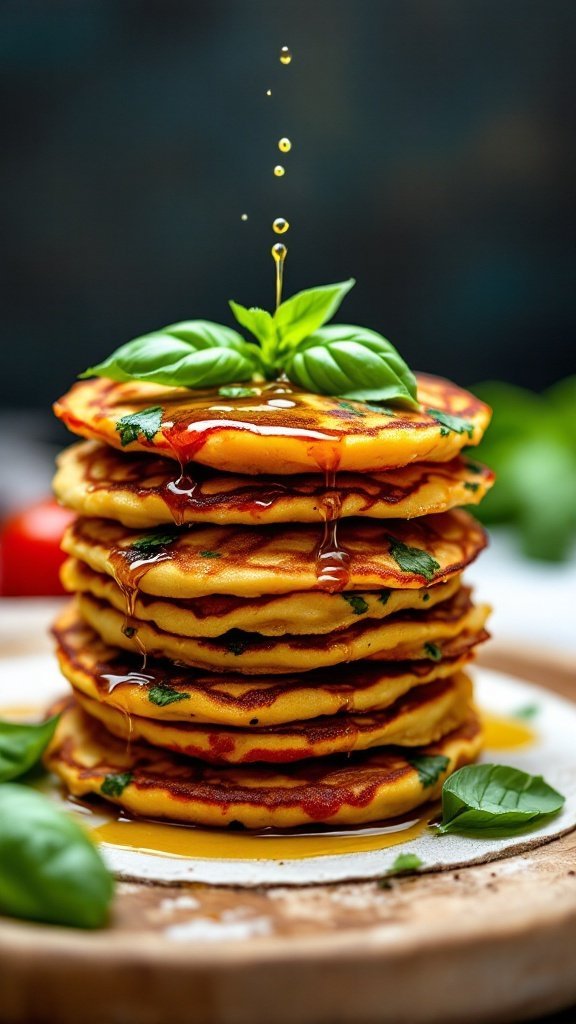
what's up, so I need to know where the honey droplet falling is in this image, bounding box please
[278,137,292,153]
[279,46,292,65]
[271,242,288,309]
[273,217,289,234]
[274,165,285,177]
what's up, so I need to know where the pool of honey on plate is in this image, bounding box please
[1,703,538,861]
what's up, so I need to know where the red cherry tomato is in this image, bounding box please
[0,498,76,597]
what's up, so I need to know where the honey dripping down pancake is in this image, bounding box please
[71,673,473,764]
[54,440,494,528]
[53,373,491,475]
[44,699,483,829]
[74,587,491,674]
[61,509,487,599]
[53,604,488,727]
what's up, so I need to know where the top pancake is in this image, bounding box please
[53,373,491,474]
[54,441,494,528]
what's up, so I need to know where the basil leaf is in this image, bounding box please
[274,279,356,349]
[101,772,133,797]
[424,642,442,662]
[218,386,260,398]
[0,785,113,928]
[427,408,474,438]
[407,753,450,787]
[0,715,60,783]
[81,321,261,389]
[388,852,424,875]
[229,302,275,349]
[116,406,163,447]
[148,685,189,707]
[386,536,440,581]
[437,764,565,836]
[285,325,419,409]
[513,703,539,720]
[130,530,179,554]
[341,593,369,615]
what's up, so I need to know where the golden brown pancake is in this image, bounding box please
[73,673,472,764]
[75,587,491,674]
[61,558,462,637]
[53,604,487,727]
[53,374,491,474]
[45,698,483,827]
[62,509,487,598]
[54,441,494,528]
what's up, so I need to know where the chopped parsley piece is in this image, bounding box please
[342,593,369,615]
[226,634,249,656]
[337,400,365,417]
[406,753,450,788]
[386,536,440,581]
[378,589,391,606]
[465,460,483,474]
[131,530,178,555]
[424,642,442,661]
[218,386,259,398]
[427,409,474,439]
[148,685,189,707]
[513,703,540,721]
[101,772,133,798]
[199,551,222,558]
[122,626,136,639]
[388,852,424,875]
[116,406,163,447]
[422,592,431,602]
[362,402,394,415]
[463,482,480,493]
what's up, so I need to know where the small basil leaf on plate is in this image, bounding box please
[284,325,420,409]
[274,279,356,349]
[148,685,189,707]
[437,763,565,837]
[0,785,114,928]
[0,715,60,783]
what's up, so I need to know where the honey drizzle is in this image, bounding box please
[91,807,433,861]
[315,467,351,592]
[108,545,174,665]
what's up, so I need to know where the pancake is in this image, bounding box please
[73,673,472,764]
[54,441,494,528]
[44,698,483,827]
[53,604,487,727]
[62,509,487,598]
[75,587,491,674]
[61,558,462,637]
[53,373,491,474]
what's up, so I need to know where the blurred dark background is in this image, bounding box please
[0,0,575,512]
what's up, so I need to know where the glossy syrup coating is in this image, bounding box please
[53,373,492,474]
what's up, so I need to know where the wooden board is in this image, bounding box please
[1,602,576,1024]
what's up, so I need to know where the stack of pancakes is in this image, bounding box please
[46,372,493,829]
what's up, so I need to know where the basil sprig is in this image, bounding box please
[81,321,263,389]
[81,280,419,409]
[0,785,114,928]
[436,764,565,837]
[0,715,60,782]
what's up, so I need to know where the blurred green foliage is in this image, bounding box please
[471,378,576,562]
